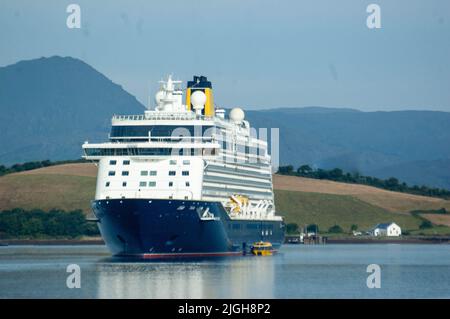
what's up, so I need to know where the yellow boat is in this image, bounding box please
[251,241,273,256]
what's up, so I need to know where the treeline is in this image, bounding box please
[0,209,99,239]
[277,165,450,199]
[0,159,87,177]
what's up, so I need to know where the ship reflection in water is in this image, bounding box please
[96,256,275,298]
[1,245,450,298]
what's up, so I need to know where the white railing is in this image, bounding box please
[112,113,215,122]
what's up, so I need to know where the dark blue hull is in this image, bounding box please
[91,198,285,257]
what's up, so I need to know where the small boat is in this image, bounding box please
[251,241,273,256]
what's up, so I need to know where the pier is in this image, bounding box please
[285,234,328,244]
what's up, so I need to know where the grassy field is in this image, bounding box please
[0,173,95,213]
[1,163,450,234]
[275,190,423,232]
[273,174,450,213]
[420,214,450,227]
[408,225,450,236]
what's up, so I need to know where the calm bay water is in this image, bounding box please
[0,244,449,298]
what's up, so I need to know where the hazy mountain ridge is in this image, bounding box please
[0,56,449,188]
[0,56,143,164]
[245,109,450,188]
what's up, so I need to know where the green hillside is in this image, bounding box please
[1,165,449,234]
[0,174,95,213]
[275,190,422,232]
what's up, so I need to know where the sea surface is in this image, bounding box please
[0,244,449,298]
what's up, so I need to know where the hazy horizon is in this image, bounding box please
[1,0,449,112]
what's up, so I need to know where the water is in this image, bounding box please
[0,244,449,298]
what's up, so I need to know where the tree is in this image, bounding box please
[22,217,44,237]
[0,208,99,238]
[297,165,312,176]
[350,224,358,232]
[328,225,343,233]
[277,165,294,175]
[316,169,328,179]
[419,220,433,229]
[306,224,319,234]
[329,168,344,180]
[385,177,400,190]
[286,223,299,234]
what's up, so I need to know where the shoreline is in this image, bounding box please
[286,235,450,244]
[326,237,450,244]
[0,238,104,246]
[1,236,450,246]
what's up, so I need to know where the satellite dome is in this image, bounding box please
[155,90,165,105]
[229,107,245,122]
[191,90,207,110]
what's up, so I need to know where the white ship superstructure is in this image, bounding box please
[83,75,280,222]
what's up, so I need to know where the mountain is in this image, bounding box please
[245,108,450,188]
[0,56,143,164]
[366,159,450,190]
[0,56,449,188]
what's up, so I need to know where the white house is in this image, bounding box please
[369,222,402,237]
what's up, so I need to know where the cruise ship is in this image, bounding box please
[82,75,285,258]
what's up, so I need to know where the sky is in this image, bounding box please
[0,0,449,111]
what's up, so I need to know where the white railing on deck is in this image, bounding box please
[112,113,214,122]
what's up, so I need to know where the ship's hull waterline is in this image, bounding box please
[92,198,284,258]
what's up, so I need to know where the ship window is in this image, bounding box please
[109,160,117,165]
[122,171,129,176]
[108,171,115,176]
[170,160,177,165]
[169,171,176,176]
[123,160,130,165]
[169,182,174,187]
[183,160,190,165]
[110,125,214,138]
[149,170,157,176]
[148,181,156,187]
[141,171,148,176]
[185,181,190,187]
[105,182,110,187]
[139,181,147,187]
[122,182,127,187]
[182,171,189,176]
